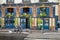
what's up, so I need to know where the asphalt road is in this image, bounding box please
[0,32,28,40]
[0,29,60,40]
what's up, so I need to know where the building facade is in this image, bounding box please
[0,0,59,31]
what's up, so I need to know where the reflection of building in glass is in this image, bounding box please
[0,0,59,31]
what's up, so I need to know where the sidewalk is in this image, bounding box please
[24,38,59,40]
[24,30,60,40]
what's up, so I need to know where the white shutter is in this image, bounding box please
[53,0,58,2]
[0,0,3,4]
[48,0,58,2]
[0,0,6,4]
[2,0,6,4]
[48,0,53,2]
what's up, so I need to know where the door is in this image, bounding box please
[26,18,30,29]
[5,17,15,28]
[20,17,26,29]
[20,17,30,29]
[55,16,58,31]
[20,8,32,29]
[5,8,16,29]
[43,18,49,30]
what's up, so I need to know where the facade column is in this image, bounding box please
[33,5,37,17]
[16,6,20,17]
[58,5,60,20]
[49,18,56,31]
[2,6,5,17]
[49,5,53,17]
[49,5,56,31]
[32,5,37,29]
[1,6,5,28]
[15,6,20,27]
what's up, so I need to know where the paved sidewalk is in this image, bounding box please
[24,30,60,40]
[24,38,60,40]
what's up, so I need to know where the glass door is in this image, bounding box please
[43,18,49,30]
[5,17,15,28]
[20,17,30,29]
[26,18,30,29]
[20,17,26,29]
[20,8,32,29]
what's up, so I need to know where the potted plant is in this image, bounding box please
[39,12,47,17]
[43,12,47,17]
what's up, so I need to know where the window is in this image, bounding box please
[23,8,29,13]
[7,0,14,3]
[7,8,13,13]
[23,0,30,2]
[37,7,49,17]
[40,0,48,2]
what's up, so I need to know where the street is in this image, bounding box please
[0,29,29,40]
[0,29,60,40]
